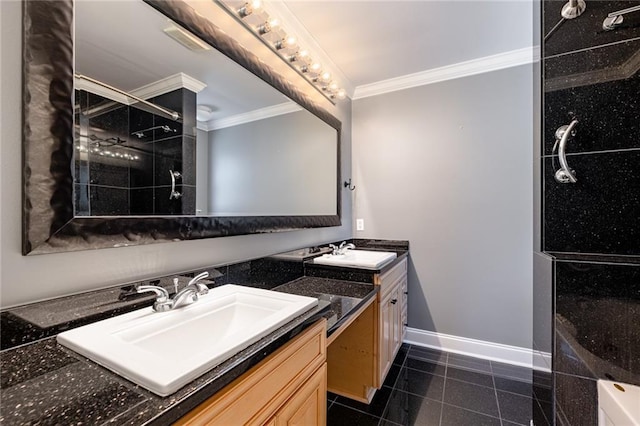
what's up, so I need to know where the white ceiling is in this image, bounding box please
[280,1,536,90]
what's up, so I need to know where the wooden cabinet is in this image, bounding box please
[375,258,407,387]
[325,257,408,404]
[177,319,326,426]
[272,364,326,426]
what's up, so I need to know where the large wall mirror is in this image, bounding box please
[22,0,341,255]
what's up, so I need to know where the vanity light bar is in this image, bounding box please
[218,1,346,102]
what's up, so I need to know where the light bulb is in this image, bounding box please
[269,18,280,28]
[321,72,331,81]
[258,21,272,34]
[285,35,297,46]
[237,2,253,17]
[337,89,346,99]
[251,0,262,10]
[329,82,338,90]
[311,62,321,71]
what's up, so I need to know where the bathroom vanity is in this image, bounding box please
[0,240,408,425]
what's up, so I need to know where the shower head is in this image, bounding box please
[561,0,586,19]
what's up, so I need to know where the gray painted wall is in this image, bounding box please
[0,0,352,308]
[207,110,337,216]
[353,65,535,348]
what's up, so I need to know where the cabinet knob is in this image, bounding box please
[390,299,397,305]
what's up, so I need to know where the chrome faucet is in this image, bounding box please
[136,272,210,312]
[329,241,356,255]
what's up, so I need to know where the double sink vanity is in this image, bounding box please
[0,239,408,425]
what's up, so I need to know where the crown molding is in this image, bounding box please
[131,72,207,99]
[203,101,302,131]
[353,46,541,100]
[75,73,207,105]
[264,1,355,97]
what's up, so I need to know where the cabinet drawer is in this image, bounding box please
[376,258,407,294]
[178,320,326,426]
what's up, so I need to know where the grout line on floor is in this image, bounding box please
[491,365,505,426]
[441,401,504,423]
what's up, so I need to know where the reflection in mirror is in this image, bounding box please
[22,0,341,254]
[74,0,338,217]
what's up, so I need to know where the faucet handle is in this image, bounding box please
[188,272,210,295]
[136,285,173,312]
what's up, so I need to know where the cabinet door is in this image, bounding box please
[390,287,402,358]
[275,364,327,426]
[379,290,394,382]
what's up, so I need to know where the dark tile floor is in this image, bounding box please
[327,344,534,426]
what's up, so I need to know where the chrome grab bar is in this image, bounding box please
[169,170,182,199]
[603,5,640,30]
[553,119,578,183]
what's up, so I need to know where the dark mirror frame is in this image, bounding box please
[22,0,342,255]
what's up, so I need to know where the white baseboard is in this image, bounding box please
[405,327,551,372]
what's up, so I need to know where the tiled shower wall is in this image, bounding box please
[75,88,196,215]
[540,1,640,425]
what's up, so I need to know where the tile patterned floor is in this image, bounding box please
[327,344,534,426]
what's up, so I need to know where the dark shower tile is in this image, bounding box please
[129,107,154,143]
[90,186,129,215]
[154,136,184,187]
[554,260,640,382]
[327,402,380,426]
[497,391,533,425]
[154,186,185,215]
[393,367,445,401]
[181,89,197,137]
[543,69,640,155]
[543,1,640,58]
[381,389,442,426]
[180,136,197,186]
[130,188,154,215]
[443,379,499,417]
[543,151,640,255]
[180,185,196,215]
[88,149,130,189]
[554,373,598,426]
[545,38,640,92]
[440,404,501,426]
[129,150,154,188]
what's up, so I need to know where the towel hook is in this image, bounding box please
[343,179,356,191]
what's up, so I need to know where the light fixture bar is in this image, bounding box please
[216,0,346,102]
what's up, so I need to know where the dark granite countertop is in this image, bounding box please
[0,280,377,426]
[273,277,378,335]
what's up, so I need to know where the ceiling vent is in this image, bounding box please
[163,23,211,52]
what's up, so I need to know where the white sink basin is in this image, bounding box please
[313,250,397,269]
[57,284,317,396]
